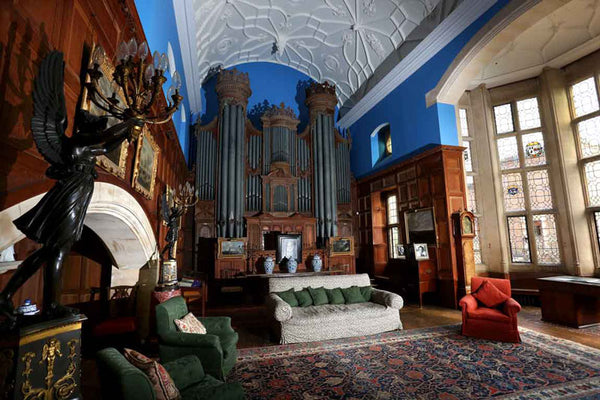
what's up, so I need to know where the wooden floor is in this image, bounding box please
[199,303,600,350]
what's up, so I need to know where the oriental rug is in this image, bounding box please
[230,325,600,399]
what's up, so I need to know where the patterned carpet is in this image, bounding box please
[230,325,600,399]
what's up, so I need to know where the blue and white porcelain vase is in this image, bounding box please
[312,254,322,272]
[287,258,298,273]
[263,256,275,274]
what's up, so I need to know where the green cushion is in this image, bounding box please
[342,286,366,304]
[307,287,328,306]
[294,289,313,307]
[275,288,299,307]
[325,288,345,304]
[359,286,374,302]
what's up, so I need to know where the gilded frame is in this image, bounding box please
[81,43,129,179]
[329,236,354,256]
[132,126,160,199]
[217,237,247,259]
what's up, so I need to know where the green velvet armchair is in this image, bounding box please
[96,348,244,400]
[155,296,238,380]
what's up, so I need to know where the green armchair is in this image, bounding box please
[155,296,238,380]
[96,348,244,400]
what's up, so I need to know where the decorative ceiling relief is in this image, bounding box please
[192,0,441,105]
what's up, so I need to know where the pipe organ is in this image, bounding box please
[194,69,354,277]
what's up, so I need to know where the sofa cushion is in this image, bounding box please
[359,286,374,302]
[174,312,207,334]
[473,280,509,308]
[295,289,313,307]
[288,302,390,326]
[307,287,328,306]
[325,288,345,304]
[275,288,299,307]
[342,286,365,304]
[123,348,181,400]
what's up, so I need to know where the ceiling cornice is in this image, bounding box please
[173,0,202,116]
[336,0,497,129]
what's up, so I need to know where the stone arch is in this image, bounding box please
[0,182,157,270]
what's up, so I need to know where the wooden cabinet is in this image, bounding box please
[393,253,438,307]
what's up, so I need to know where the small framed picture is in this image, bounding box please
[396,244,406,259]
[330,237,354,256]
[217,237,247,259]
[413,243,429,260]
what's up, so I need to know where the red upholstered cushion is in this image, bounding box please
[467,307,511,322]
[473,280,509,308]
[124,349,180,400]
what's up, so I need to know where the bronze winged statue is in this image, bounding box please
[0,51,142,322]
[161,192,185,260]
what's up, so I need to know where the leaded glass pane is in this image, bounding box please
[507,216,531,263]
[517,98,541,130]
[494,104,514,134]
[466,176,477,213]
[532,214,560,264]
[463,141,473,172]
[577,116,600,158]
[389,227,400,258]
[387,195,398,224]
[459,109,469,137]
[473,217,482,264]
[522,132,546,166]
[502,173,525,212]
[497,137,520,170]
[571,77,599,118]
[527,170,553,210]
[594,212,600,250]
[584,160,600,206]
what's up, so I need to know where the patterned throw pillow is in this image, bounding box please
[174,312,207,334]
[473,280,509,308]
[123,348,180,400]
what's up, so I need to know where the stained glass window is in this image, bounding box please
[507,216,531,263]
[473,217,482,264]
[463,141,473,172]
[571,77,599,118]
[577,116,600,158]
[502,173,525,212]
[517,98,541,130]
[389,227,400,259]
[584,160,600,206]
[459,108,469,137]
[527,170,553,210]
[497,137,520,170]
[387,195,398,224]
[387,194,401,259]
[532,214,560,264]
[494,104,514,134]
[466,175,477,213]
[522,132,546,166]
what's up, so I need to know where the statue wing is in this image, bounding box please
[31,51,68,166]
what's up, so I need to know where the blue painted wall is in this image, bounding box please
[200,62,316,132]
[349,0,509,179]
[135,0,191,161]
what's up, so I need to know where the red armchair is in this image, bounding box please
[459,277,521,343]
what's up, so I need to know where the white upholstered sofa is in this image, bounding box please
[266,273,403,344]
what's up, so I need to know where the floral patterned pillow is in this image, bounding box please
[123,348,180,400]
[174,312,207,334]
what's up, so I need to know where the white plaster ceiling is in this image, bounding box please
[191,0,441,105]
[470,0,600,89]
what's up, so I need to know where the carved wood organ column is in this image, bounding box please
[215,69,251,237]
[306,82,340,240]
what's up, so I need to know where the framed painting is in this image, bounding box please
[132,126,160,199]
[329,236,354,256]
[81,43,128,179]
[276,234,302,263]
[217,237,247,259]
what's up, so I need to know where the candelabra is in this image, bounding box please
[86,38,183,139]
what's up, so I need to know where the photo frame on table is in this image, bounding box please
[81,43,129,179]
[217,237,247,259]
[132,125,160,199]
[329,236,354,256]
[396,244,406,259]
[413,243,429,260]
[276,234,302,264]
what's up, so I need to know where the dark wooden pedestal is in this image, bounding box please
[0,314,86,399]
[538,276,600,328]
